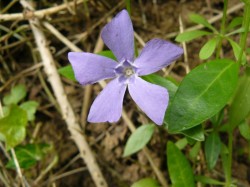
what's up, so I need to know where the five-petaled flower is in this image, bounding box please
[68,10,183,125]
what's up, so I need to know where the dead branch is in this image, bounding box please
[0,0,86,22]
[19,1,108,187]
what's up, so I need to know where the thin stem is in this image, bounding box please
[216,0,228,58]
[0,0,19,14]
[238,3,250,64]
[10,149,26,187]
[125,0,131,15]
[226,131,233,187]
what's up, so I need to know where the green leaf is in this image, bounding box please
[175,138,188,150]
[143,74,178,100]
[228,68,250,129]
[2,106,10,117]
[131,178,161,187]
[241,0,250,4]
[181,125,204,141]
[199,37,218,60]
[3,84,26,105]
[205,133,222,170]
[226,17,243,31]
[123,124,155,157]
[20,101,39,121]
[166,59,238,132]
[246,47,250,54]
[227,38,247,64]
[97,50,116,60]
[186,137,196,145]
[0,105,27,150]
[175,30,212,42]
[189,142,201,161]
[239,121,250,140]
[58,65,76,81]
[195,175,225,185]
[167,141,195,187]
[210,109,224,128]
[189,13,217,32]
[58,50,116,81]
[226,27,245,36]
[6,143,52,169]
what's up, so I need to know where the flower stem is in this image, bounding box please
[238,2,250,64]
[216,0,228,58]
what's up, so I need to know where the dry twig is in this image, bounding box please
[0,0,87,22]
[19,1,108,187]
[178,15,190,74]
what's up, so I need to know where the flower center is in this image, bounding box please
[115,60,137,84]
[124,67,134,77]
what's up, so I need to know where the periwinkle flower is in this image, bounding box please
[68,10,183,125]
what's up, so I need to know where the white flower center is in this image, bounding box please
[124,67,134,77]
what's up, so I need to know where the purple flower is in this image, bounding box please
[68,10,183,125]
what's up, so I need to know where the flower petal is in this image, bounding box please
[134,39,183,76]
[101,10,134,62]
[68,52,117,85]
[88,78,127,123]
[128,76,169,125]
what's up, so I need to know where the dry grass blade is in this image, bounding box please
[19,1,108,187]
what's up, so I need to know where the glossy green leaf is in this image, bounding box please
[228,38,247,64]
[199,37,218,60]
[6,143,52,169]
[123,124,155,157]
[143,74,178,100]
[20,101,39,121]
[181,125,204,141]
[189,13,217,32]
[228,68,250,129]
[3,84,26,105]
[167,141,195,187]
[205,133,222,170]
[166,59,238,133]
[239,121,250,140]
[175,30,212,42]
[131,178,160,187]
[0,105,27,150]
[195,175,225,185]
